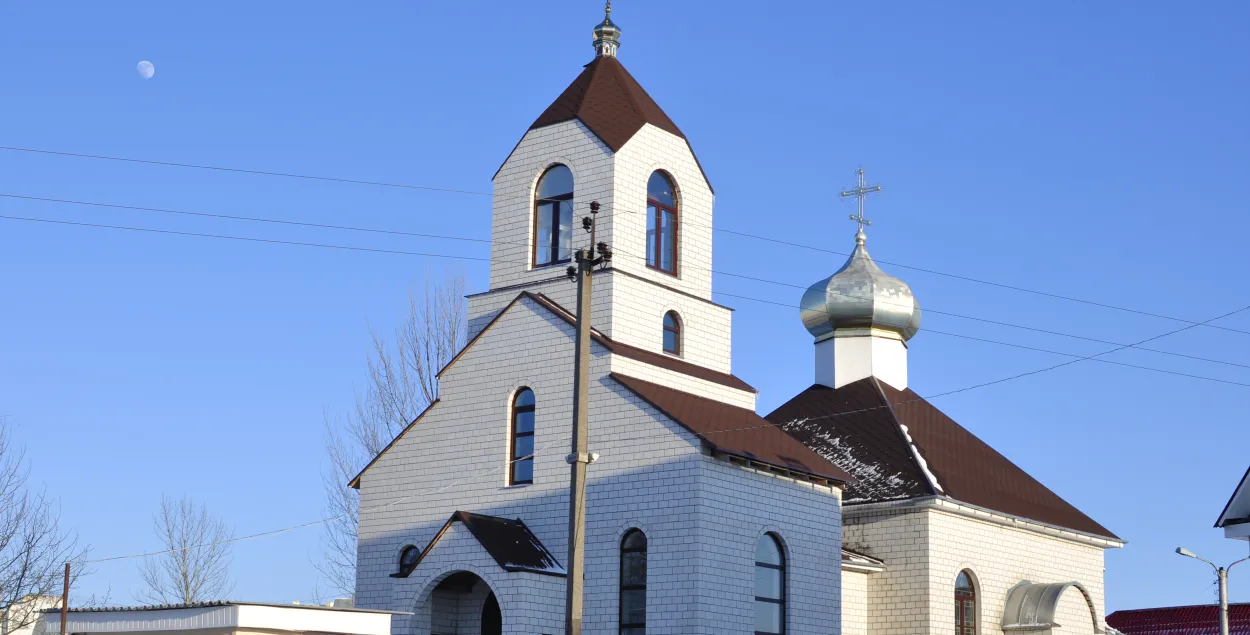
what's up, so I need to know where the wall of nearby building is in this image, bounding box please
[842,506,933,634]
[356,296,841,634]
[841,570,870,635]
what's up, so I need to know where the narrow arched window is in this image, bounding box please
[955,570,977,635]
[619,529,647,635]
[646,171,678,275]
[534,165,575,267]
[662,311,681,355]
[510,388,536,485]
[397,545,419,577]
[755,534,785,635]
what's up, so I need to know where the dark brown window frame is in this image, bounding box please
[662,311,682,356]
[510,388,535,485]
[619,529,647,634]
[533,166,575,269]
[755,533,786,635]
[646,172,679,276]
[955,570,977,635]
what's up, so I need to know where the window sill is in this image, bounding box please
[502,483,533,490]
[645,264,679,278]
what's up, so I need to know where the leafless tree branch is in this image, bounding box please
[0,421,87,635]
[136,496,233,605]
[316,274,465,597]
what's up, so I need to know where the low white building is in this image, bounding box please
[1217,467,1250,540]
[34,602,400,635]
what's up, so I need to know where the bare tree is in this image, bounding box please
[319,275,466,596]
[137,496,233,604]
[0,420,87,635]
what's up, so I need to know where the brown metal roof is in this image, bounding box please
[532,56,683,151]
[766,378,1118,540]
[610,372,852,484]
[501,56,712,191]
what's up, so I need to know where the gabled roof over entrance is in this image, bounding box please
[400,511,566,578]
[765,377,1118,540]
[610,372,852,485]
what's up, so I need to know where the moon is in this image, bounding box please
[137,61,155,79]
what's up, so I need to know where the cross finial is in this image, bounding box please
[605,0,611,15]
[840,168,882,242]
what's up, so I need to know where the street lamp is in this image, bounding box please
[1175,547,1250,635]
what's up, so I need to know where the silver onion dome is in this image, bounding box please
[800,230,922,341]
[592,1,621,58]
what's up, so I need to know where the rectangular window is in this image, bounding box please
[535,200,573,266]
[646,204,677,275]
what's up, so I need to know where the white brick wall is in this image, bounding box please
[841,501,1111,635]
[841,570,869,635]
[356,295,842,634]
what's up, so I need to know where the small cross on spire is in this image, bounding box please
[840,168,882,239]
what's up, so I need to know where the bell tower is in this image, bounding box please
[468,4,734,375]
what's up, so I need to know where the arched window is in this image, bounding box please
[510,389,536,485]
[619,529,647,635]
[534,165,575,267]
[646,171,678,275]
[956,570,977,635]
[755,534,785,635]
[662,311,682,355]
[396,544,420,577]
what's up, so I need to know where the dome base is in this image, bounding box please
[815,330,908,390]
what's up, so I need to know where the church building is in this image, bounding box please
[349,6,1123,634]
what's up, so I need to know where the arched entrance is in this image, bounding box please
[421,570,501,635]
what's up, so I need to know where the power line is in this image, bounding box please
[714,291,1250,389]
[0,214,490,262]
[5,143,1242,335]
[0,146,492,196]
[8,191,1247,371]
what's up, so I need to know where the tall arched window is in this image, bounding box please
[662,311,682,355]
[755,534,785,635]
[619,529,647,635]
[510,388,535,485]
[956,570,977,635]
[534,165,574,267]
[646,171,678,275]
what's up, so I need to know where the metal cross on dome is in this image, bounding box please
[840,168,883,233]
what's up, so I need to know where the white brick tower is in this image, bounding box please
[469,13,734,373]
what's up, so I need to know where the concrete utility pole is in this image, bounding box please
[563,201,610,635]
[1175,547,1249,635]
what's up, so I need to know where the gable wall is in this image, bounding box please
[926,509,1106,635]
[842,504,1109,635]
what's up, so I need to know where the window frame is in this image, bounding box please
[662,311,682,356]
[619,529,647,634]
[955,570,978,635]
[509,388,536,486]
[645,171,679,276]
[754,533,786,635]
[533,165,575,268]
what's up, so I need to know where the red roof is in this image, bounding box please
[1107,604,1250,635]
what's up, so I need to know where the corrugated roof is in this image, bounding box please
[765,378,1117,540]
[1107,604,1250,635]
[610,372,852,484]
[48,601,398,614]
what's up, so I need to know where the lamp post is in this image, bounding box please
[1175,547,1250,635]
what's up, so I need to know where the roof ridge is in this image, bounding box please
[870,378,940,497]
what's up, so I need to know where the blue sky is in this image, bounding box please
[1,0,1248,612]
